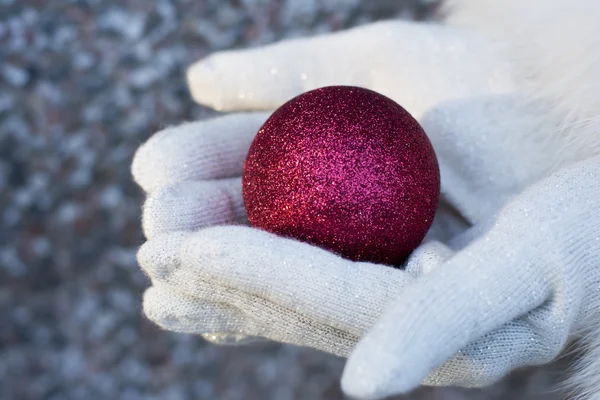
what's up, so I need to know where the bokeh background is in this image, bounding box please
[0,1,566,399]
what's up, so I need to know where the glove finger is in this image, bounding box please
[142,178,245,239]
[143,284,274,346]
[143,285,248,334]
[341,236,551,399]
[187,28,372,112]
[144,283,357,357]
[140,227,414,337]
[132,112,269,193]
[188,21,510,115]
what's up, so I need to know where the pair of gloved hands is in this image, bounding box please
[132,17,600,400]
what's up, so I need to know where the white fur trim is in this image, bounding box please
[445,0,600,164]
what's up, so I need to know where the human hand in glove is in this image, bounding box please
[132,19,600,400]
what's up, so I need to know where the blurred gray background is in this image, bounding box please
[0,1,565,399]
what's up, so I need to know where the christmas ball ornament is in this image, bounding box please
[242,86,440,266]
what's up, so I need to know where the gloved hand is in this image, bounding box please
[138,155,600,399]
[342,155,600,398]
[132,19,599,399]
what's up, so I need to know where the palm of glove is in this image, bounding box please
[133,20,600,400]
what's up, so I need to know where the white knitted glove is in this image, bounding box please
[137,156,600,399]
[341,155,600,398]
[132,20,599,399]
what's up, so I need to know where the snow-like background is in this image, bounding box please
[0,0,564,398]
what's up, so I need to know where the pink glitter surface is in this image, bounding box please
[243,86,440,266]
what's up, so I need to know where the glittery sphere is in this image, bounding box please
[242,86,440,266]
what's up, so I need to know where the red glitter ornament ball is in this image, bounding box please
[242,86,440,266]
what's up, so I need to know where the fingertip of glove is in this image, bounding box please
[141,286,164,319]
[137,232,190,279]
[131,129,176,193]
[187,57,223,110]
[341,361,412,400]
[340,365,389,400]
[341,329,425,400]
[131,139,153,192]
[141,286,187,331]
[141,185,185,239]
[131,125,197,193]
